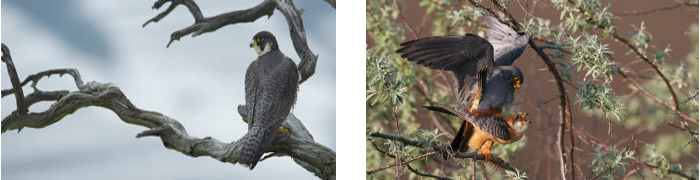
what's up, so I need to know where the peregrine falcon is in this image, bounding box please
[239,31,300,169]
[424,102,530,162]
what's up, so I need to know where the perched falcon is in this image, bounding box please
[423,102,530,162]
[239,31,300,169]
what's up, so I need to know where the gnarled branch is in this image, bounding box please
[0,46,335,180]
[143,0,322,83]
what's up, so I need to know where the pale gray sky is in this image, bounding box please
[1,0,336,179]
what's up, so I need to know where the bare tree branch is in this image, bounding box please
[2,43,28,114]
[464,1,574,179]
[613,1,698,16]
[143,0,321,83]
[322,0,336,9]
[0,46,335,179]
[369,140,454,180]
[367,132,523,174]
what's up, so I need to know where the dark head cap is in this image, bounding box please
[496,66,524,88]
[250,31,279,51]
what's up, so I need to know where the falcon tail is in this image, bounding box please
[239,131,265,169]
[450,121,473,152]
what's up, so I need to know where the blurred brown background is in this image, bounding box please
[368,0,698,179]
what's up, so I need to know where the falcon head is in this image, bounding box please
[506,112,530,132]
[250,31,279,56]
[494,66,524,89]
[505,66,524,89]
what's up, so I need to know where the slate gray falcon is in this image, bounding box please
[396,16,528,160]
[239,31,300,169]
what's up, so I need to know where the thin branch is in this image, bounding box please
[564,0,690,125]
[640,161,697,180]
[467,1,572,179]
[368,132,523,173]
[618,69,698,125]
[392,0,419,39]
[1,65,335,179]
[143,0,319,84]
[369,141,454,180]
[2,68,84,98]
[367,151,437,174]
[613,2,698,16]
[1,43,27,114]
[321,0,335,9]
[611,34,681,111]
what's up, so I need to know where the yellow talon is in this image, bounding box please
[277,126,290,133]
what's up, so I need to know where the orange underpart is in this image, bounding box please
[470,108,501,117]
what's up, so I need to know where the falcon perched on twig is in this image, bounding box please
[423,101,530,162]
[238,31,300,169]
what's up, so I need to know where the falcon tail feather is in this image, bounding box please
[239,132,265,169]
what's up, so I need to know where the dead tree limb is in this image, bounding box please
[0,45,336,180]
[143,0,325,83]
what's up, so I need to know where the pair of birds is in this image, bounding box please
[236,17,530,169]
[396,16,532,162]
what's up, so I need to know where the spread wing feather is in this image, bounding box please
[397,34,494,104]
[484,16,528,66]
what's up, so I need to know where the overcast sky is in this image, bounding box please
[1,0,336,179]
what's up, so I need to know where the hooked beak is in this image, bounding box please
[249,42,254,48]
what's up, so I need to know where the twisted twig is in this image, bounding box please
[143,0,325,83]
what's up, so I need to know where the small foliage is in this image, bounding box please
[590,146,635,180]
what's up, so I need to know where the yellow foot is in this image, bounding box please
[277,126,290,133]
[479,149,492,162]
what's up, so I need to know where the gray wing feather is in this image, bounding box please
[472,116,510,140]
[484,16,529,66]
[397,34,494,104]
[240,51,299,169]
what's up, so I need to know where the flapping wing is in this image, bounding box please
[397,34,495,103]
[484,16,528,66]
[397,34,494,72]
[472,116,510,140]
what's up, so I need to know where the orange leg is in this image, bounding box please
[478,141,494,162]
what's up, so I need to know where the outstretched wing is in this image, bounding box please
[484,16,528,66]
[397,34,495,103]
[397,34,494,72]
[240,52,299,169]
[472,116,510,140]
